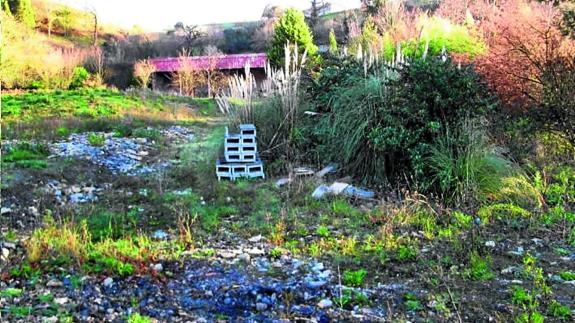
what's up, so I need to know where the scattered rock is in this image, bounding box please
[256,302,268,311]
[507,246,524,256]
[245,248,265,256]
[54,297,69,305]
[153,230,169,240]
[318,299,333,309]
[3,242,16,249]
[238,253,251,263]
[1,207,12,214]
[152,263,163,272]
[485,241,496,248]
[1,248,9,261]
[103,277,114,287]
[248,235,263,243]
[46,279,63,287]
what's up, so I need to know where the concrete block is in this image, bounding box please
[240,124,256,137]
[241,136,256,145]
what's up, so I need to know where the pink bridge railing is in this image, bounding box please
[149,53,267,72]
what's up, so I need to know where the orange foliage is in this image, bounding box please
[457,0,575,111]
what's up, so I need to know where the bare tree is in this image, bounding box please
[203,45,226,97]
[86,6,98,46]
[134,59,156,89]
[174,22,203,53]
[47,4,56,39]
[171,49,202,96]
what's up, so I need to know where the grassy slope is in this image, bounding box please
[0,89,219,139]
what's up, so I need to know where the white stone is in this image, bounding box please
[1,248,9,261]
[248,235,263,243]
[485,241,496,247]
[46,279,63,287]
[246,248,265,256]
[256,302,268,311]
[238,254,251,262]
[152,263,163,272]
[318,299,333,309]
[54,297,69,305]
[103,277,114,287]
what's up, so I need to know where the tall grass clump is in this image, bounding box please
[428,119,514,203]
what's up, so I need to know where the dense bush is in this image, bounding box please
[308,56,498,193]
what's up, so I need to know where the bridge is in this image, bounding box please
[149,53,267,72]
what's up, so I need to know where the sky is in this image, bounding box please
[58,0,362,32]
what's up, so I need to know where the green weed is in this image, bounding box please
[465,251,494,281]
[548,300,571,320]
[1,287,23,297]
[397,244,418,261]
[127,313,152,323]
[133,128,162,141]
[37,293,54,303]
[559,271,575,281]
[404,293,422,312]
[343,268,368,287]
[269,247,283,259]
[316,225,330,238]
[87,133,106,146]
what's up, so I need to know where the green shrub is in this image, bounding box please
[532,57,575,148]
[399,16,485,59]
[69,67,89,89]
[132,128,161,141]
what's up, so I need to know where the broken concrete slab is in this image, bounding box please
[315,164,337,178]
[312,182,375,199]
[293,167,315,177]
[312,185,330,199]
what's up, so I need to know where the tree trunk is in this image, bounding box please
[93,13,98,46]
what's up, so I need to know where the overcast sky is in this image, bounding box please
[57,0,361,31]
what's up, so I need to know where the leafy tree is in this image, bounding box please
[1,0,12,16]
[473,0,574,111]
[267,8,319,67]
[55,7,74,36]
[328,29,337,54]
[13,0,35,28]
[309,0,321,28]
[223,28,251,53]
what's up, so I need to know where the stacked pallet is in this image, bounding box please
[216,124,265,180]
